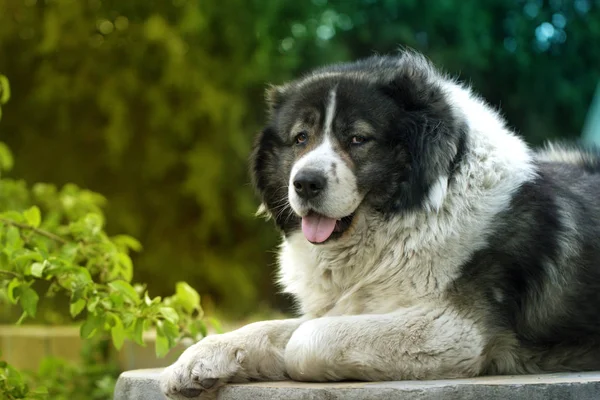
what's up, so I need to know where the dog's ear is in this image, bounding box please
[378,51,450,116]
[265,84,291,115]
[254,83,301,232]
[380,65,438,113]
[379,56,465,213]
[250,125,298,233]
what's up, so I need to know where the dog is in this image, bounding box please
[160,50,600,399]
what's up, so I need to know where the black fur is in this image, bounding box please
[452,158,600,372]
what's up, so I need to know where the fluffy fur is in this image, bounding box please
[161,51,600,399]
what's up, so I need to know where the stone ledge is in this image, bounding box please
[114,368,600,400]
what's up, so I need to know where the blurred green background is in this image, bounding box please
[1,0,599,319]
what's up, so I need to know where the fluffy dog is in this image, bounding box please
[161,51,600,399]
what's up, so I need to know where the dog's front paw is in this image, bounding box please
[160,337,246,399]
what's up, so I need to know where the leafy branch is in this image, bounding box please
[0,217,67,244]
[0,74,210,399]
[0,183,208,400]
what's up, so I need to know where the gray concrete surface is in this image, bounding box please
[114,368,600,399]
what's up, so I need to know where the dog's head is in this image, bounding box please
[251,51,466,244]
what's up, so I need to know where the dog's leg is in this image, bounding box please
[160,318,304,399]
[285,305,486,381]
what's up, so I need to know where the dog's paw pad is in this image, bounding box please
[199,378,218,389]
[178,387,204,398]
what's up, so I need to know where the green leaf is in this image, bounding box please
[175,281,200,313]
[7,278,20,304]
[108,280,140,303]
[0,142,13,172]
[0,75,10,104]
[112,234,143,252]
[29,386,49,396]
[0,252,8,269]
[87,295,100,313]
[30,262,45,278]
[132,318,145,346]
[207,317,223,334]
[60,242,79,262]
[68,213,104,240]
[84,213,103,233]
[69,298,86,318]
[0,210,24,223]
[162,319,179,347]
[196,319,208,338]
[80,313,103,339]
[110,315,126,350]
[116,252,133,281]
[70,286,85,302]
[155,322,170,358]
[19,286,39,317]
[5,226,23,253]
[159,307,179,325]
[13,251,43,267]
[72,266,93,285]
[109,293,124,310]
[100,297,113,311]
[23,206,41,228]
[144,292,161,306]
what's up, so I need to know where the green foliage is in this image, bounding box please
[0,184,205,399]
[0,192,205,355]
[0,77,206,399]
[0,0,295,317]
[24,340,119,400]
[0,75,11,172]
[0,354,48,400]
[0,74,9,121]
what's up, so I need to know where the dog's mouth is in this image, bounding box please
[301,211,355,244]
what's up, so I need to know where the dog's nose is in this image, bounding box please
[293,170,326,200]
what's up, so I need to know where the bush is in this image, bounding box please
[0,75,208,399]
[0,0,295,317]
[22,339,119,400]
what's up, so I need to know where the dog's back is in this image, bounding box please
[453,143,600,374]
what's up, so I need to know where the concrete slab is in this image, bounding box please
[114,368,600,399]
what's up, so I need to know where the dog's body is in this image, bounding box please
[161,51,600,399]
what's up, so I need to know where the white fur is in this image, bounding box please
[426,175,449,212]
[536,142,597,166]
[284,308,485,382]
[161,64,539,399]
[324,88,336,136]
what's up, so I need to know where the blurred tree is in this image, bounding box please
[0,0,305,317]
[0,0,598,317]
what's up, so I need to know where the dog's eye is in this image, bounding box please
[351,136,368,145]
[295,132,308,145]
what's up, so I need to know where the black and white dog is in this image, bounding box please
[161,50,600,399]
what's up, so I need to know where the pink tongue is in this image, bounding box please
[302,213,337,243]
